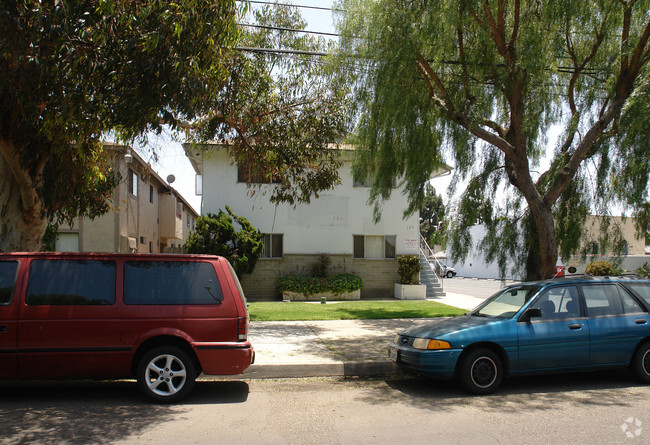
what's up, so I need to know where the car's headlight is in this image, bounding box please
[412,338,451,350]
[394,334,400,343]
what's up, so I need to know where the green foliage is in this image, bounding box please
[189,4,352,206]
[0,0,242,250]
[184,206,263,277]
[585,261,617,276]
[337,0,650,279]
[419,184,447,247]
[41,223,58,252]
[397,255,421,285]
[277,274,363,296]
[311,253,331,278]
[637,263,650,278]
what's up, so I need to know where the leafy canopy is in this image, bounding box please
[336,0,649,279]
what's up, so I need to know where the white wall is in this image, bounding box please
[200,148,420,256]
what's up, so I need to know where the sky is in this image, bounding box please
[136,1,340,213]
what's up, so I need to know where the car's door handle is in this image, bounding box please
[636,319,647,325]
[569,323,582,330]
[0,325,7,333]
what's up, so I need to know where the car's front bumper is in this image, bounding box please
[388,343,462,378]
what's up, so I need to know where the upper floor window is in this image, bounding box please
[353,235,396,259]
[353,172,396,188]
[128,169,138,197]
[149,185,154,203]
[237,162,281,184]
[261,234,283,258]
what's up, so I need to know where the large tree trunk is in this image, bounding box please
[0,145,48,252]
[526,198,558,280]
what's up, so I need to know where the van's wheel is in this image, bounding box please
[458,348,503,395]
[136,346,196,403]
[632,342,650,384]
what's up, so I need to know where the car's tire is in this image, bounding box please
[631,342,650,384]
[136,346,197,403]
[458,348,503,395]
[446,271,454,278]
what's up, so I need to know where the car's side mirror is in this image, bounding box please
[519,307,542,323]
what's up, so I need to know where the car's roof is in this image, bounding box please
[509,274,648,287]
[0,252,225,260]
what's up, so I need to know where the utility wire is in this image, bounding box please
[238,22,339,37]
[237,0,343,12]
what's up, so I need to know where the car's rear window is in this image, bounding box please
[626,283,650,309]
[0,261,19,304]
[124,261,223,305]
[26,259,116,305]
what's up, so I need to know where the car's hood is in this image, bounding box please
[399,315,501,339]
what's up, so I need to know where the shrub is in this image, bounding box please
[585,261,617,276]
[637,263,650,278]
[397,255,421,285]
[277,274,363,295]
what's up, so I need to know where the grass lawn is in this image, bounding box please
[248,300,467,321]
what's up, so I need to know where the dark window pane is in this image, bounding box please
[261,234,271,258]
[385,236,396,259]
[271,234,283,258]
[124,261,222,305]
[0,261,18,304]
[353,235,364,258]
[26,260,115,305]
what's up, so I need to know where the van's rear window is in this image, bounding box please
[26,260,116,305]
[124,261,223,305]
[0,261,18,304]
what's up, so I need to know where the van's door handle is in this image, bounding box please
[569,323,582,330]
[0,325,7,333]
[636,319,647,325]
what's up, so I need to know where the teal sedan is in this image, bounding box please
[388,276,650,394]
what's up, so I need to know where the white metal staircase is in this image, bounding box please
[419,235,446,298]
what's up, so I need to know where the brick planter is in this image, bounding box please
[282,289,361,301]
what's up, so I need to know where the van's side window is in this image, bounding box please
[124,261,223,305]
[0,261,19,304]
[26,260,116,305]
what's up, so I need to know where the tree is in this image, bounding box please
[419,184,447,248]
[1,0,241,251]
[185,206,264,277]
[187,4,352,206]
[337,0,650,279]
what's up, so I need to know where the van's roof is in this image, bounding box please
[0,252,226,260]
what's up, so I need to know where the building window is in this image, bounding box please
[353,171,396,188]
[238,161,282,184]
[353,235,396,259]
[149,185,154,203]
[261,234,283,258]
[140,236,146,245]
[128,169,138,197]
[187,213,190,227]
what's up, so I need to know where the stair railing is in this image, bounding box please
[419,234,443,285]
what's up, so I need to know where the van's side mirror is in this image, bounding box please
[520,307,542,323]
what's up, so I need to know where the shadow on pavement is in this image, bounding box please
[363,369,649,412]
[0,380,249,444]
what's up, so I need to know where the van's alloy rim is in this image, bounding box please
[145,354,187,396]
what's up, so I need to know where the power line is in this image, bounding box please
[235,46,329,56]
[238,22,339,37]
[237,0,342,12]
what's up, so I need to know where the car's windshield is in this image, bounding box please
[470,285,542,318]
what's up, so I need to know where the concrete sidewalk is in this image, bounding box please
[209,292,485,380]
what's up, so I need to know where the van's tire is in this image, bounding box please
[631,342,650,384]
[458,348,503,395]
[136,346,197,403]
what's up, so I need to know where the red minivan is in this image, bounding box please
[0,252,254,403]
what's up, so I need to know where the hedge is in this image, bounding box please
[276,274,363,295]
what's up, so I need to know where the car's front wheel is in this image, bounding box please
[458,348,503,395]
[136,346,197,403]
[446,271,454,278]
[632,342,650,384]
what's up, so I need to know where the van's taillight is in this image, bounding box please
[237,316,248,341]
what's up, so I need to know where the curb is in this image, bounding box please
[229,361,403,379]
